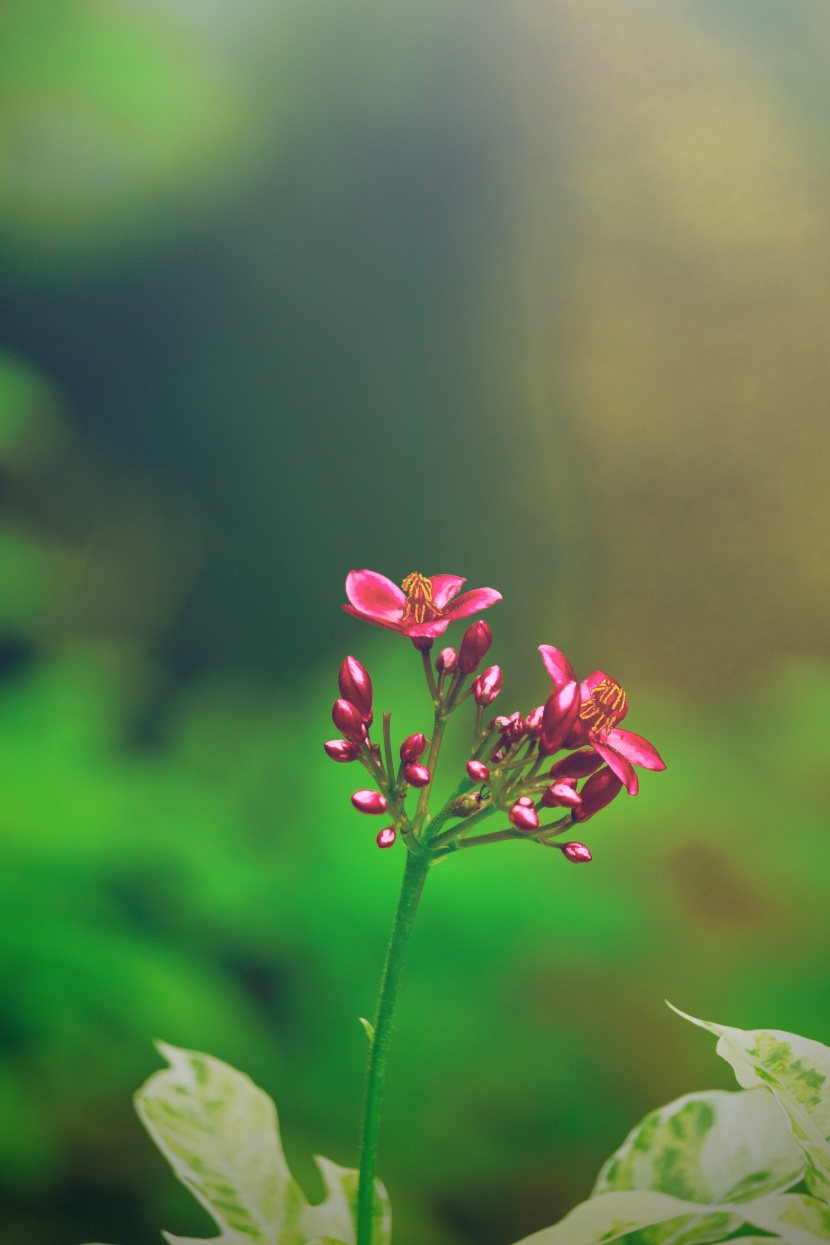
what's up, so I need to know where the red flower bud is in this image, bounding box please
[539,681,580,756]
[549,750,604,781]
[572,766,623,821]
[541,779,581,809]
[332,699,368,743]
[400,733,427,762]
[516,796,535,807]
[403,762,430,787]
[377,826,397,848]
[324,739,361,762]
[411,635,434,652]
[473,665,502,706]
[524,705,544,734]
[458,620,492,675]
[466,759,490,782]
[338,656,373,722]
[562,841,592,863]
[436,646,458,673]
[351,789,389,814]
[509,802,540,831]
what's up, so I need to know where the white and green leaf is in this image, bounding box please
[135,1042,390,1245]
[739,1192,830,1243]
[591,1086,803,1245]
[509,1189,744,1245]
[671,1006,830,1205]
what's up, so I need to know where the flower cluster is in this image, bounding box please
[325,569,665,863]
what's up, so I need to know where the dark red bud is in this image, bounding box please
[351,789,389,814]
[403,762,430,787]
[338,656,373,722]
[458,620,493,675]
[524,705,544,734]
[400,732,427,762]
[411,635,434,652]
[562,841,592,863]
[377,826,397,848]
[572,767,623,821]
[466,759,490,782]
[549,750,604,780]
[473,665,502,706]
[516,796,535,807]
[490,747,506,763]
[324,739,361,762]
[509,802,540,831]
[333,699,368,743]
[541,780,582,809]
[539,681,580,756]
[436,647,458,673]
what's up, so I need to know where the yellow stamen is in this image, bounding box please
[579,676,627,737]
[401,572,439,625]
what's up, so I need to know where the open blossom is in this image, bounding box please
[343,570,501,638]
[539,645,666,796]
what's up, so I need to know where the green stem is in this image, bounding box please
[356,849,430,1245]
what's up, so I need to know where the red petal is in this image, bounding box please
[430,575,466,609]
[342,605,405,633]
[443,587,502,620]
[538,645,577,690]
[344,570,405,623]
[404,617,453,638]
[591,742,639,795]
[606,728,665,771]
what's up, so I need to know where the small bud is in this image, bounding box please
[324,739,361,762]
[377,826,397,848]
[562,841,592,863]
[411,635,434,652]
[572,767,623,821]
[473,665,502,706]
[351,789,389,814]
[400,732,427,762]
[524,705,544,734]
[338,656,373,722]
[333,699,368,743]
[458,620,493,675]
[436,647,458,673]
[494,710,525,742]
[549,750,604,781]
[466,759,490,782]
[403,762,430,787]
[509,802,540,831]
[490,747,506,763]
[538,681,580,756]
[541,780,581,809]
[516,796,535,807]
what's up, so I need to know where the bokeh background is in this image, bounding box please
[0,2,829,1242]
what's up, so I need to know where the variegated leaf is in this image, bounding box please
[671,1006,830,1205]
[136,1043,390,1245]
[509,1189,743,1245]
[740,1192,830,1243]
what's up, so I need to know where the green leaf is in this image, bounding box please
[593,1087,803,1245]
[671,1005,830,1205]
[135,1042,391,1245]
[509,1189,742,1245]
[740,1192,830,1243]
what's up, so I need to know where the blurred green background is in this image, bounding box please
[0,2,829,1242]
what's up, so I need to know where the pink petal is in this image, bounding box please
[403,617,452,638]
[443,587,502,621]
[606,728,665,771]
[342,605,405,633]
[538,645,577,690]
[430,575,466,610]
[591,741,639,795]
[345,570,405,623]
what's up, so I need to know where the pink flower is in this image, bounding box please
[539,645,666,796]
[343,570,502,638]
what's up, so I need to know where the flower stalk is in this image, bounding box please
[328,568,666,1245]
